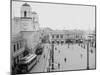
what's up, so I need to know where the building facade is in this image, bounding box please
[12,3,41,52]
[50,30,85,44]
[11,33,26,74]
[11,3,41,74]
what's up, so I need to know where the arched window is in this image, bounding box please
[24,11,27,17]
[56,35,59,38]
[14,44,16,52]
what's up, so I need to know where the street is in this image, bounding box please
[30,44,51,73]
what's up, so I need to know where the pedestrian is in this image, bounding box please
[44,54,45,58]
[47,67,50,72]
[64,58,66,62]
[58,63,60,69]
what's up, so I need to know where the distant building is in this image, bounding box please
[39,27,52,43]
[49,30,85,44]
[85,31,96,48]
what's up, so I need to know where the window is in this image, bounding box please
[61,41,64,44]
[57,41,59,44]
[52,41,55,44]
[14,44,16,52]
[76,35,79,38]
[24,11,27,17]
[56,35,59,38]
[17,43,19,50]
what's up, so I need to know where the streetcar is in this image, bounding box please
[65,39,73,43]
[17,53,37,74]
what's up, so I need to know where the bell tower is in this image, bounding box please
[20,3,39,31]
[20,3,33,31]
[21,3,32,18]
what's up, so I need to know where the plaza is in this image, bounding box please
[29,43,95,73]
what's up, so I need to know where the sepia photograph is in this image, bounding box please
[11,0,96,75]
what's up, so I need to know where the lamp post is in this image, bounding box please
[51,43,54,70]
[87,40,89,70]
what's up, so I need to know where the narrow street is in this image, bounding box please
[30,44,51,73]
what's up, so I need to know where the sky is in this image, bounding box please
[12,1,95,31]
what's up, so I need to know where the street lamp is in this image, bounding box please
[51,44,54,70]
[87,39,89,70]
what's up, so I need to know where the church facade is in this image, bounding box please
[11,3,41,74]
[12,3,41,52]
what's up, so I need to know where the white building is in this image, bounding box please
[12,3,40,32]
[12,3,41,53]
[20,3,41,53]
[20,3,39,31]
[11,3,41,72]
[11,33,26,74]
[49,30,85,44]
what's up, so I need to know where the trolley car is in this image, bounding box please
[17,53,37,73]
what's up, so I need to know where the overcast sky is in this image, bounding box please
[12,1,95,31]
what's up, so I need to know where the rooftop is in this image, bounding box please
[22,3,30,7]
